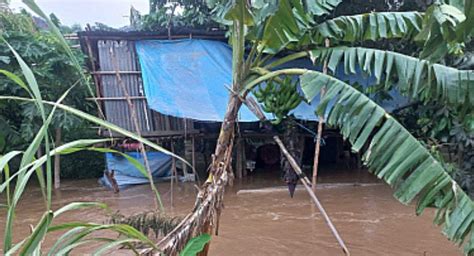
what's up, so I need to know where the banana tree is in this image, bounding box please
[150,0,474,255]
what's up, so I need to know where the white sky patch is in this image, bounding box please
[9,0,149,28]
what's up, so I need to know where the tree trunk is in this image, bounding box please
[152,93,242,255]
[150,10,246,255]
[281,118,303,197]
[54,127,61,189]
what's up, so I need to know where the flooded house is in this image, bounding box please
[77,29,406,189]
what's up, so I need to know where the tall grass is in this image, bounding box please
[0,1,190,254]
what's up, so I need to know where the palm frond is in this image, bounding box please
[312,11,423,44]
[300,70,474,254]
[309,46,474,106]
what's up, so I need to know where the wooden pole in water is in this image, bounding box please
[54,127,61,189]
[192,136,196,175]
[170,142,176,208]
[312,38,330,191]
[274,136,350,256]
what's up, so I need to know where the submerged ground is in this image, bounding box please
[0,166,460,255]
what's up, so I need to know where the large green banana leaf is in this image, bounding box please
[308,46,474,107]
[312,11,423,43]
[301,70,474,254]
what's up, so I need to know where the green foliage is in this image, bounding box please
[137,0,221,31]
[60,146,105,179]
[179,233,211,256]
[253,77,302,124]
[308,46,474,107]
[313,11,423,44]
[0,11,91,152]
[416,3,467,61]
[395,102,474,197]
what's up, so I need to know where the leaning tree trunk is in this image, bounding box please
[147,10,247,255]
[281,117,303,197]
[150,94,243,255]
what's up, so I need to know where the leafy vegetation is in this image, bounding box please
[0,10,90,154]
[179,234,211,256]
[132,0,221,31]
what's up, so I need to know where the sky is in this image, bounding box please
[10,0,149,28]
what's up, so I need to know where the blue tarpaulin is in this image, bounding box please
[136,39,407,122]
[100,152,172,188]
[136,39,261,121]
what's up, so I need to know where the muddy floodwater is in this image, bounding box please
[0,167,461,255]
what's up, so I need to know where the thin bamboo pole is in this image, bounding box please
[110,48,163,211]
[274,136,350,256]
[84,35,112,138]
[312,39,330,191]
[241,95,349,255]
[192,136,196,180]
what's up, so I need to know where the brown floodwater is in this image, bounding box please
[0,167,462,255]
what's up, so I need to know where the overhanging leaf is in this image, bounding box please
[300,70,474,254]
[309,46,474,107]
[313,12,423,44]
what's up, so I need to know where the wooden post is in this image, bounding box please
[242,139,247,177]
[170,142,177,208]
[184,137,195,177]
[54,127,61,189]
[192,137,196,168]
[192,136,197,182]
[274,136,350,256]
[235,138,243,179]
[312,38,330,191]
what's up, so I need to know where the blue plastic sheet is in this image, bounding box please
[136,39,261,121]
[100,152,172,188]
[136,39,407,122]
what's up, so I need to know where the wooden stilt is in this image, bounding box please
[54,127,62,189]
[170,142,177,208]
[274,136,350,256]
[183,138,189,177]
[311,38,330,191]
[242,139,247,177]
[192,136,196,172]
[236,138,243,179]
